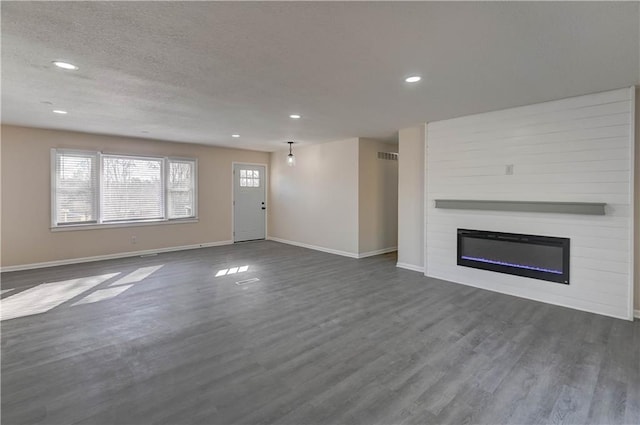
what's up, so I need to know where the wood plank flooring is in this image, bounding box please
[1,241,639,424]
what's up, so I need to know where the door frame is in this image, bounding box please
[231,162,269,242]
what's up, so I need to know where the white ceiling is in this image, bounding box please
[2,2,639,152]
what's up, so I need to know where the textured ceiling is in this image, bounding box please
[2,2,639,152]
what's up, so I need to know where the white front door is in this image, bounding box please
[233,164,266,242]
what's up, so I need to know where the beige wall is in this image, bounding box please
[358,139,398,255]
[268,138,360,255]
[397,125,426,271]
[0,125,269,267]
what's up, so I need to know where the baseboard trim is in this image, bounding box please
[267,237,397,259]
[396,262,425,273]
[358,247,397,259]
[267,237,359,259]
[635,309,640,319]
[0,240,234,273]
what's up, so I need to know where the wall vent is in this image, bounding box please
[377,152,398,161]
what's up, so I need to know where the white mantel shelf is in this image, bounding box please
[434,200,606,215]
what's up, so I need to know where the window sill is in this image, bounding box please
[51,218,199,232]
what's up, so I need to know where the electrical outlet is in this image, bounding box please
[505,164,514,175]
[131,236,137,244]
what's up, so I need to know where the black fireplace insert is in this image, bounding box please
[457,229,570,284]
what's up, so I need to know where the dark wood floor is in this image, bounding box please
[1,241,639,425]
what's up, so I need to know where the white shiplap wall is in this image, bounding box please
[425,87,635,320]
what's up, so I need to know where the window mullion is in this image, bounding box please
[97,152,103,224]
[50,149,58,227]
[163,158,169,220]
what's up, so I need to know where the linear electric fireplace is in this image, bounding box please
[457,229,570,284]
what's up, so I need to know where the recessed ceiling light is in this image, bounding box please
[52,110,68,114]
[289,114,302,119]
[52,61,78,70]
[405,76,421,83]
[232,134,240,138]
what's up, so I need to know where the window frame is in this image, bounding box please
[51,149,198,231]
[165,156,199,221]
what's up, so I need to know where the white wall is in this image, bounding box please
[426,87,635,320]
[358,138,398,256]
[397,125,426,272]
[268,138,360,256]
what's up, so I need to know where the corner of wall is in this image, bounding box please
[634,86,639,311]
[397,125,426,271]
[422,122,428,277]
[267,137,360,256]
[357,138,399,256]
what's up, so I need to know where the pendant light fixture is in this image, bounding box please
[287,141,296,167]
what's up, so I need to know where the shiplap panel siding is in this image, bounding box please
[426,87,634,320]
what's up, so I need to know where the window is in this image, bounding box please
[168,160,196,218]
[52,149,197,228]
[102,155,164,222]
[53,151,98,225]
[239,169,260,187]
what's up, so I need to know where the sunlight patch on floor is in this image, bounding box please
[0,273,120,321]
[109,265,164,286]
[72,285,134,306]
[215,265,249,277]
